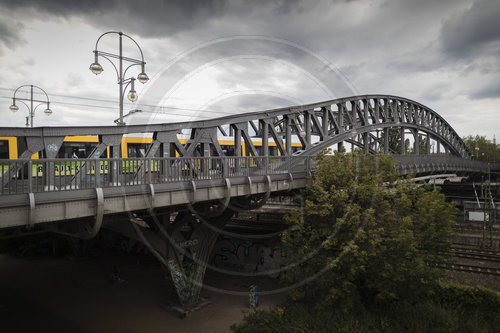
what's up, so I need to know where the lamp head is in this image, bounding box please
[90,62,103,75]
[44,108,52,116]
[10,104,19,112]
[137,72,149,84]
[127,90,138,102]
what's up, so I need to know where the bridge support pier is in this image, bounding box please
[162,209,234,310]
[115,208,235,312]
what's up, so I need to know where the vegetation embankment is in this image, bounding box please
[232,151,500,332]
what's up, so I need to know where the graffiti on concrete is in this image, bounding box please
[211,237,288,277]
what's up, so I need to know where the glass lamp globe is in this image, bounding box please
[44,108,53,116]
[90,62,103,75]
[10,104,19,112]
[127,90,138,102]
[137,72,149,84]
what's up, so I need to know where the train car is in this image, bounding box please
[0,134,303,186]
[0,137,17,159]
[0,134,302,160]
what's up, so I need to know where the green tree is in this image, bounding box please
[281,151,456,311]
[407,135,428,155]
[462,135,499,163]
[387,128,410,154]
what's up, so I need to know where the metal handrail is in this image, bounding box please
[0,155,307,195]
[0,154,494,195]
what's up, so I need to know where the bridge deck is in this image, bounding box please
[0,155,496,230]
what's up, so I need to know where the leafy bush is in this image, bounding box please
[281,151,456,311]
[232,285,500,333]
[233,151,499,332]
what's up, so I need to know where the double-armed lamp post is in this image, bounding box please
[89,31,149,126]
[9,85,52,128]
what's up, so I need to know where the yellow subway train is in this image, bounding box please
[0,135,301,160]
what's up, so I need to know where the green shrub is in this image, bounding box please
[232,285,500,333]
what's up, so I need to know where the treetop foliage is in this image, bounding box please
[463,135,499,163]
[282,150,456,310]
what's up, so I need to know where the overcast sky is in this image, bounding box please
[0,0,498,139]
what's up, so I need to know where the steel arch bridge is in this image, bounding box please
[0,94,473,161]
[1,94,483,190]
[1,94,495,312]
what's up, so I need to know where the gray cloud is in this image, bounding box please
[468,78,500,99]
[210,94,296,113]
[439,0,500,60]
[0,16,26,54]
[0,0,315,39]
[0,0,499,137]
[0,0,227,38]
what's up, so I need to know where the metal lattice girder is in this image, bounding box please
[0,95,472,168]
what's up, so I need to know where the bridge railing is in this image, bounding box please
[393,155,492,175]
[1,155,494,195]
[0,156,307,195]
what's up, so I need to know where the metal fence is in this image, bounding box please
[392,155,494,175]
[0,156,305,195]
[1,154,495,195]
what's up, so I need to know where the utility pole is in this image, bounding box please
[494,135,496,163]
[481,165,495,248]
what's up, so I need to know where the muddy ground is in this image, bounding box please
[0,251,286,333]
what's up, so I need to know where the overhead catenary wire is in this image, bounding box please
[0,86,304,117]
[0,95,239,119]
[0,95,216,120]
[0,87,234,114]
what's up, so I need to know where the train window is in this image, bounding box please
[0,140,8,159]
[269,146,277,156]
[99,147,109,158]
[253,146,278,156]
[128,143,148,158]
[221,145,235,156]
[57,142,97,158]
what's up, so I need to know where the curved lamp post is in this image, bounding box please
[10,85,52,128]
[90,31,149,126]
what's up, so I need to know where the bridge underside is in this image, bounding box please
[0,171,308,310]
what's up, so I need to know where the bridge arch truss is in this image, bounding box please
[1,94,472,164]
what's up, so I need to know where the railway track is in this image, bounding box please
[448,247,500,262]
[433,246,500,276]
[439,263,500,276]
[454,226,500,234]
[451,245,500,255]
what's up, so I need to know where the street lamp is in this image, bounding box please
[9,85,52,128]
[90,31,149,126]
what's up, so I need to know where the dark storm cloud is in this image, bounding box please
[439,0,500,60]
[0,0,228,37]
[0,18,25,54]
[0,0,312,39]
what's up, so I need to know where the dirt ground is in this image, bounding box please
[0,252,287,333]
